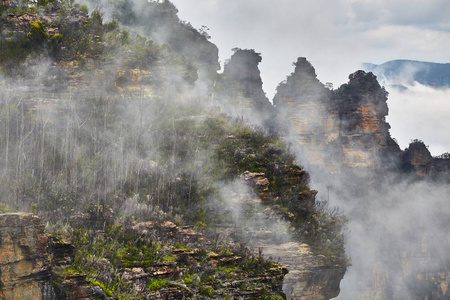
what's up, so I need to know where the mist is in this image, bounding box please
[319,176,450,299]
[1,0,449,298]
[386,84,450,156]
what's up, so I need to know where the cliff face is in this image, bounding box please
[0,213,99,300]
[126,0,220,80]
[333,70,402,171]
[215,171,346,300]
[0,213,54,299]
[274,58,401,174]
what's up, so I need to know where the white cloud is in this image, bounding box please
[387,84,450,155]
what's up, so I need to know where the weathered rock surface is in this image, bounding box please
[274,57,340,174]
[0,213,55,300]
[262,242,346,300]
[402,140,450,180]
[274,58,401,175]
[333,70,402,171]
[272,57,450,181]
[216,48,275,127]
[0,213,102,300]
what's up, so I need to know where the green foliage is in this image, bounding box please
[28,20,48,44]
[146,278,169,291]
[37,0,55,7]
[79,4,88,15]
[199,285,215,297]
[86,278,114,297]
[31,203,37,214]
[0,203,14,213]
[162,254,176,262]
[122,34,161,69]
[113,0,136,25]
[0,36,32,73]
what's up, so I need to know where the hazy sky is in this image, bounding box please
[171,0,450,94]
[170,0,450,155]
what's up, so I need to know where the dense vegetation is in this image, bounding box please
[0,0,347,298]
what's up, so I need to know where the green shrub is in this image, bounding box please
[79,4,88,15]
[146,278,169,291]
[28,20,48,44]
[199,285,214,297]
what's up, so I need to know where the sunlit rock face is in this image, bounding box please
[0,213,98,300]
[274,58,401,174]
[0,213,55,300]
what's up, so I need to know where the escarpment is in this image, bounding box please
[271,57,450,180]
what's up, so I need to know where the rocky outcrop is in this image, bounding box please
[333,70,402,171]
[124,0,220,80]
[402,140,434,176]
[262,243,346,300]
[402,141,450,180]
[274,57,340,173]
[216,48,275,127]
[0,213,102,300]
[111,220,288,299]
[0,213,55,300]
[274,58,401,174]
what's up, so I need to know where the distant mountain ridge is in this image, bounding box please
[363,59,450,87]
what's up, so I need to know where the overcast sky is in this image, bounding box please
[171,0,450,93]
[170,0,450,155]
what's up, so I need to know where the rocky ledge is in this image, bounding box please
[0,213,289,299]
[0,213,101,300]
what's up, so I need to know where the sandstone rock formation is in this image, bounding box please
[402,140,450,180]
[0,213,101,300]
[216,48,275,127]
[333,70,402,171]
[0,213,55,299]
[274,57,340,173]
[274,57,401,174]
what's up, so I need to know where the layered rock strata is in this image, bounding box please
[274,58,401,174]
[0,213,55,300]
[0,213,101,300]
